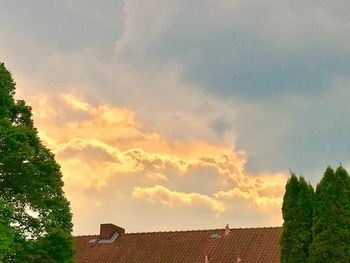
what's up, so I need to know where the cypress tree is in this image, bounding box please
[280,174,314,263]
[297,176,314,260]
[280,174,300,263]
[0,63,75,262]
[308,166,350,262]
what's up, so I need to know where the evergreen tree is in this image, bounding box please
[308,166,350,262]
[297,176,314,260]
[280,174,314,263]
[280,174,300,263]
[0,63,75,262]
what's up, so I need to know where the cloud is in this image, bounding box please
[233,78,350,176]
[3,0,350,181]
[116,0,350,98]
[0,0,313,233]
[0,1,124,54]
[133,185,225,215]
[214,174,285,213]
[22,93,287,233]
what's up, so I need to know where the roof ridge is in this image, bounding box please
[124,228,223,235]
[234,226,282,230]
[74,226,282,237]
[123,225,282,235]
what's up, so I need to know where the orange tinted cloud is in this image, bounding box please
[133,185,225,215]
[24,93,287,233]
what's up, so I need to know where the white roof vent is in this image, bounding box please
[88,223,125,245]
[98,232,119,244]
[209,233,221,240]
[88,239,98,244]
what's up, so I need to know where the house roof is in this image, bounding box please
[75,226,282,263]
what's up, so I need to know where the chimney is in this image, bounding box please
[100,223,125,240]
[224,224,231,236]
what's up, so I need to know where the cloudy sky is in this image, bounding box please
[1,1,350,235]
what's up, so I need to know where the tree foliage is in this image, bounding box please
[308,166,350,262]
[0,63,75,262]
[280,174,314,263]
[0,200,14,262]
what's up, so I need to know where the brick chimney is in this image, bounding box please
[100,223,125,240]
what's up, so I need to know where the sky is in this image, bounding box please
[1,0,350,235]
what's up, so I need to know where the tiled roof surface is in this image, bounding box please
[75,226,282,263]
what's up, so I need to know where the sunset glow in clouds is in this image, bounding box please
[24,94,286,233]
[2,0,350,234]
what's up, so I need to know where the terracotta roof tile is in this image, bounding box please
[75,226,282,263]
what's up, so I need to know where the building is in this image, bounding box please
[75,223,282,262]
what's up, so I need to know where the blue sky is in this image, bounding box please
[1,0,349,234]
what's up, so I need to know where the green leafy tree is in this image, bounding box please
[0,199,14,262]
[308,166,350,262]
[280,174,314,263]
[0,63,75,262]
